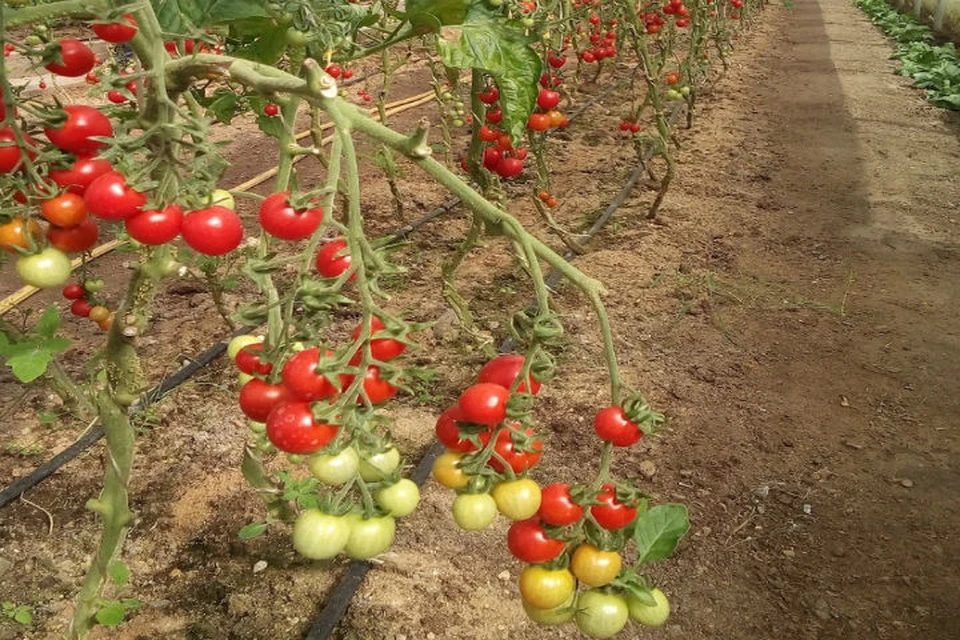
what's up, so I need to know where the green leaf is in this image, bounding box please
[406,0,473,28]
[152,0,270,33]
[6,348,53,383]
[35,305,60,338]
[109,561,130,587]
[256,114,286,140]
[234,28,289,66]
[239,522,268,540]
[13,606,32,625]
[203,89,241,125]
[437,6,542,143]
[632,504,690,564]
[95,601,127,627]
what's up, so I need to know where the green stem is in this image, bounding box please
[5,0,99,28]
[241,445,293,521]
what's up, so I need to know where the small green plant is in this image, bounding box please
[2,601,33,626]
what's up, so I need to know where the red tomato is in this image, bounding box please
[263,103,280,117]
[239,378,291,422]
[458,383,509,425]
[281,347,339,401]
[70,298,92,317]
[84,171,146,220]
[62,283,85,300]
[594,406,641,447]
[44,39,95,77]
[49,156,113,195]
[315,238,352,278]
[258,191,323,240]
[266,402,338,454]
[92,15,138,43]
[496,157,523,179]
[478,125,500,142]
[351,317,407,361]
[591,483,638,529]
[325,64,342,79]
[45,105,113,156]
[125,204,183,245]
[41,193,87,227]
[235,343,273,376]
[0,128,37,173]
[483,147,502,171]
[528,113,551,132]
[181,206,243,255]
[486,109,503,124]
[435,405,492,452]
[107,90,127,104]
[507,518,565,563]
[488,424,543,473]
[537,89,561,110]
[340,366,398,404]
[478,87,499,104]
[539,483,585,526]
[477,354,541,394]
[47,218,99,253]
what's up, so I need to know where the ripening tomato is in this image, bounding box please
[344,515,396,559]
[477,354,541,394]
[235,343,273,376]
[594,406,642,446]
[16,248,72,288]
[351,316,406,361]
[92,15,138,43]
[507,517,564,563]
[315,238,352,278]
[88,305,110,322]
[665,71,680,85]
[45,105,113,156]
[124,204,183,245]
[528,113,551,132]
[518,566,575,610]
[281,347,338,401]
[626,588,670,626]
[47,218,99,253]
[84,171,145,219]
[266,401,338,454]
[0,128,37,173]
[181,205,243,255]
[591,483,638,529]
[457,383,510,425]
[488,424,542,473]
[48,156,112,195]
[239,378,291,422]
[44,39,95,77]
[538,483,584,526]
[571,544,622,587]
[0,217,42,253]
[492,478,542,520]
[292,509,351,559]
[258,191,324,240]
[452,493,498,530]
[41,193,87,227]
[376,478,420,517]
[575,590,629,638]
[432,451,469,489]
[522,593,575,625]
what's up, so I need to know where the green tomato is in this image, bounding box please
[238,372,254,387]
[376,478,420,517]
[666,89,683,101]
[575,590,629,638]
[208,189,235,211]
[227,334,262,360]
[359,447,401,481]
[627,587,670,626]
[292,509,350,560]
[492,478,541,520]
[84,278,104,293]
[452,119,465,127]
[679,86,691,97]
[16,248,72,289]
[522,593,576,625]
[285,27,310,46]
[452,493,498,531]
[522,17,535,27]
[344,515,396,559]
[308,447,360,485]
[24,35,42,45]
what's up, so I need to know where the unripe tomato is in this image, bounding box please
[308,447,359,485]
[575,590,629,638]
[376,478,420,517]
[0,217,42,253]
[626,587,670,626]
[226,334,262,360]
[432,451,469,489]
[518,566,575,610]
[344,515,396,559]
[16,248,72,288]
[571,544,622,586]
[88,305,110,322]
[208,189,235,210]
[522,593,575,625]
[492,478,541,520]
[452,493,497,530]
[292,509,350,559]
[358,447,401,481]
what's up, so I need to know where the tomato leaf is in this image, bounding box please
[94,601,127,627]
[238,522,268,540]
[108,561,130,587]
[11,605,32,625]
[436,5,541,143]
[35,305,60,338]
[405,0,474,28]
[256,113,286,140]
[632,504,690,564]
[151,0,269,33]
[233,26,289,65]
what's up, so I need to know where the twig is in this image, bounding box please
[20,494,54,535]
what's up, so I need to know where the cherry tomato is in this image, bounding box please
[571,544,622,587]
[0,128,37,173]
[47,218,99,253]
[292,509,350,559]
[45,105,113,156]
[518,566,575,610]
[496,156,524,179]
[315,238,352,278]
[258,191,323,240]
[528,113,550,132]
[44,39,95,77]
[477,354,541,394]
[16,248,72,288]
[478,125,500,142]
[0,217,41,253]
[340,366,398,404]
[281,347,338,401]
[48,156,112,196]
[538,483,584,526]
[594,406,642,446]
[546,110,565,128]
[92,15,138,43]
[432,451,469,489]
[358,447,401,481]
[591,483,637,529]
[626,588,670,626]
[41,193,87,228]
[181,205,243,255]
[235,343,273,376]
[325,64,342,78]
[376,478,420,517]
[344,515,396,559]
[351,317,406,361]
[537,89,561,110]
[492,478,541,520]
[452,493,498,530]
[308,447,359,485]
[457,383,509,425]
[522,593,575,625]
[486,108,503,124]
[263,103,280,117]
[575,590,629,638]
[435,405,490,453]
[478,86,499,104]
[88,305,110,322]
[84,171,146,220]
[70,298,92,317]
[266,401,338,454]
[488,424,542,473]
[482,147,501,171]
[124,204,183,245]
[62,283,85,300]
[507,518,564,563]
[239,378,291,422]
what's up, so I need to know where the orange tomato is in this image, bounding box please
[41,193,87,227]
[0,217,42,253]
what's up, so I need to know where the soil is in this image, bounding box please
[2,0,960,639]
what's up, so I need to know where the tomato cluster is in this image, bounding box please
[527,88,568,132]
[62,280,113,330]
[474,87,530,179]
[577,14,619,63]
[640,0,692,33]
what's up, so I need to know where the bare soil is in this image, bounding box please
[2,0,959,638]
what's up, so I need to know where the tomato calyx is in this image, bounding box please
[621,393,665,434]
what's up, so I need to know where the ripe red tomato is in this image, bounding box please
[44,39,95,77]
[70,298,93,317]
[92,15,138,43]
[62,283,86,300]
[591,483,638,529]
[344,366,398,404]
[539,483,585,526]
[478,125,500,142]
[281,347,339,401]
[482,147,502,171]
[488,424,543,473]
[258,192,323,240]
[315,238,353,278]
[537,89,561,110]
[239,378,291,422]
[41,193,87,228]
[0,128,37,173]
[107,90,127,104]
[45,105,113,156]
[181,205,243,255]
[486,109,502,124]
[235,343,273,376]
[458,383,509,425]
[435,405,492,452]
[325,64,342,78]
[266,402,339,454]
[49,156,113,195]
[263,103,280,117]
[594,406,642,446]
[665,71,680,85]
[125,204,183,245]
[477,354,541,394]
[478,87,499,104]
[47,218,99,253]
[351,317,406,361]
[527,113,550,132]
[507,518,565,563]
[496,157,524,179]
[84,171,146,219]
